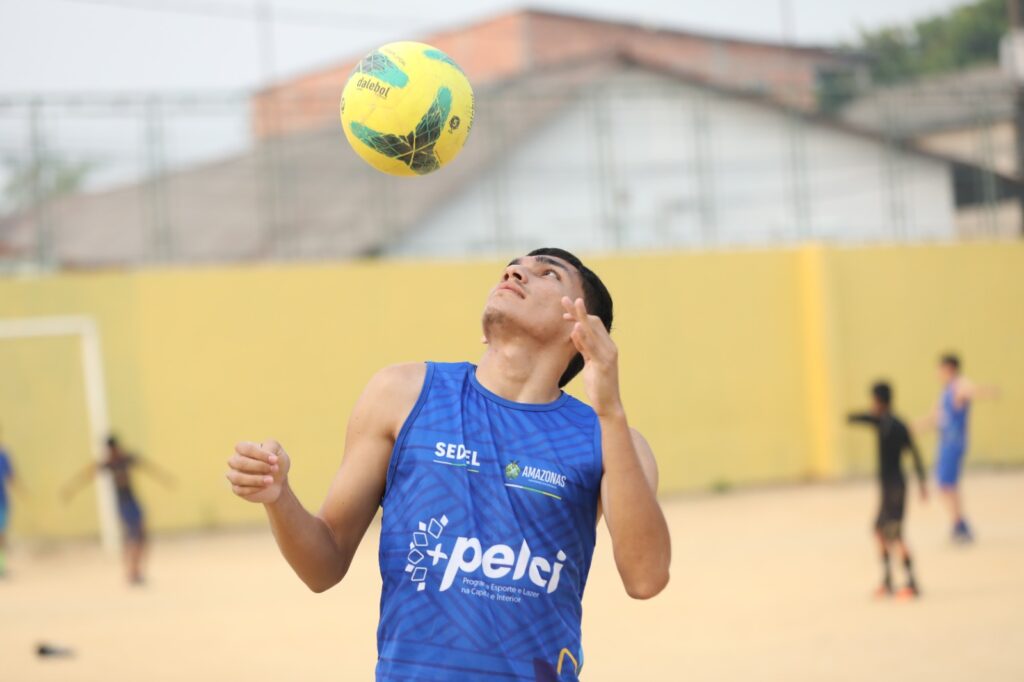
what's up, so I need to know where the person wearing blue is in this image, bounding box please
[227,248,672,681]
[916,354,999,543]
[63,435,174,584]
[0,433,17,578]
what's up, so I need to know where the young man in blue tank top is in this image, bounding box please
[915,354,999,543]
[226,248,671,681]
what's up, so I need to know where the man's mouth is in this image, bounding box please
[497,283,525,298]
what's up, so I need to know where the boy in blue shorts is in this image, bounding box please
[64,436,174,584]
[916,354,999,542]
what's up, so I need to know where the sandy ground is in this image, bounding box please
[3,470,1023,681]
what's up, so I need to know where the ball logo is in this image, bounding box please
[354,77,391,100]
[448,116,461,132]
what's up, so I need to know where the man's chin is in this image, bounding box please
[483,301,532,335]
[482,304,510,328]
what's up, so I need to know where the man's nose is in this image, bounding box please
[504,265,527,282]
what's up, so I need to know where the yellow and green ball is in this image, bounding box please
[340,41,474,177]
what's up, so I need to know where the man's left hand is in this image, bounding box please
[562,296,623,418]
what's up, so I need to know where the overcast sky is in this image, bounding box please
[0,0,975,93]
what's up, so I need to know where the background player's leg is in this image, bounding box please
[125,539,145,584]
[123,515,147,585]
[941,485,972,543]
[940,486,959,523]
[938,447,972,542]
[874,530,892,597]
[894,539,918,598]
[0,505,8,578]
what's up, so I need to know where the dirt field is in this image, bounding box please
[3,470,1023,681]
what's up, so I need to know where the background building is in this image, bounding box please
[1,9,1017,267]
[841,65,1020,237]
[251,9,869,138]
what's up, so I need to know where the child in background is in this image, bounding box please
[848,382,928,599]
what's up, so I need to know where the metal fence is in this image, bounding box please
[0,77,1018,271]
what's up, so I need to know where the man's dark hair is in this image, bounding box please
[940,353,961,371]
[106,435,119,449]
[526,247,613,388]
[871,381,892,406]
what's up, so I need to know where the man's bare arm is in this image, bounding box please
[561,295,670,600]
[955,378,1000,406]
[227,363,425,593]
[913,405,940,433]
[61,463,99,503]
[137,457,176,489]
[599,421,671,599]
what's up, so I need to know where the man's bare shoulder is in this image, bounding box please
[359,363,428,432]
[368,362,427,393]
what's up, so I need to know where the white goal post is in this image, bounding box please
[0,316,119,553]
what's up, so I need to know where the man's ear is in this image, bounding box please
[480,334,488,345]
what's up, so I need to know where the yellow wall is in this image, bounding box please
[0,243,1021,539]
[829,243,1023,476]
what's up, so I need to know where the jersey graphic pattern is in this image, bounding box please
[375,362,603,681]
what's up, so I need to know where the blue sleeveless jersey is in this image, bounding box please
[376,362,603,681]
[939,384,969,449]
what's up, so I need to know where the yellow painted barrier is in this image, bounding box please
[0,243,1021,539]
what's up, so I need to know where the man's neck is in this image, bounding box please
[476,341,566,404]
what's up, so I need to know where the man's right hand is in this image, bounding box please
[227,440,291,504]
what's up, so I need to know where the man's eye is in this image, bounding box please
[544,270,558,278]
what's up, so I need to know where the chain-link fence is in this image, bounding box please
[0,71,1019,271]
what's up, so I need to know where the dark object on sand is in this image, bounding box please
[36,642,74,658]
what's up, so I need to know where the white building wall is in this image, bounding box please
[389,70,957,257]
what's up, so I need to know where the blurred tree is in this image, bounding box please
[858,0,1007,84]
[1,153,93,213]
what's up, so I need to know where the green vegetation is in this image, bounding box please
[858,0,1007,84]
[2,153,93,213]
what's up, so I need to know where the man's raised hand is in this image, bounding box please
[561,295,623,418]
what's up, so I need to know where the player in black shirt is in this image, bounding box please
[848,382,928,599]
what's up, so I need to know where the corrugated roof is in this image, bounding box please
[841,66,1014,135]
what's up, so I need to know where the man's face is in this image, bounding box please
[483,255,586,342]
[938,363,957,383]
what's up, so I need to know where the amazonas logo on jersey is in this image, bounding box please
[504,459,568,500]
[404,513,568,598]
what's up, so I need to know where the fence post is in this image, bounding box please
[29,98,49,268]
[144,96,171,261]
